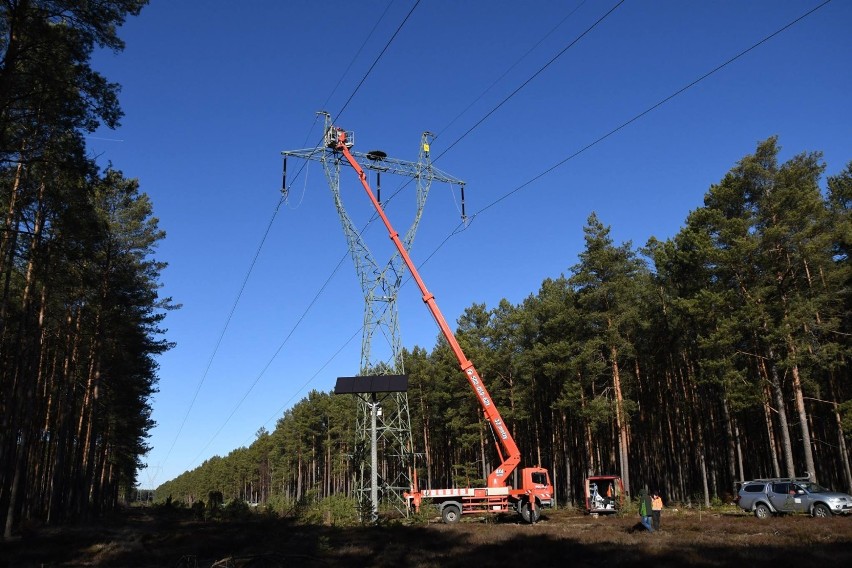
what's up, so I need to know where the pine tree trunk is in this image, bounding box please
[721,397,738,495]
[759,367,782,477]
[698,446,710,508]
[685,362,711,507]
[326,431,331,499]
[734,421,745,483]
[3,432,25,539]
[828,371,852,493]
[562,411,571,506]
[765,350,795,476]
[580,386,595,475]
[422,424,431,490]
[296,452,302,501]
[786,339,816,482]
[835,403,852,494]
[0,160,25,343]
[611,345,630,495]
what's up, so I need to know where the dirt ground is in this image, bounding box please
[2,506,851,568]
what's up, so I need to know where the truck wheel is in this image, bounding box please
[754,504,771,519]
[441,504,461,524]
[813,504,831,518]
[520,500,541,524]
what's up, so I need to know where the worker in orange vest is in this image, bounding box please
[651,492,664,530]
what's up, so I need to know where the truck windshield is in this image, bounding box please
[531,472,548,485]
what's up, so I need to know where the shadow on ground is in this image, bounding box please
[2,507,850,567]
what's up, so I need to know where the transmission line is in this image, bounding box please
[165,2,422,479]
[436,0,588,138]
[380,0,623,210]
[333,0,422,124]
[227,1,627,442]
[159,196,286,471]
[434,0,626,161]
[391,1,836,301]
[466,0,833,220]
[172,0,831,480]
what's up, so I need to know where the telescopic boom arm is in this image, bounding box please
[331,127,521,487]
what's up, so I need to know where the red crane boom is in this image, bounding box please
[328,126,552,523]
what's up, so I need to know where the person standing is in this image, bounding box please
[651,492,664,530]
[638,488,655,532]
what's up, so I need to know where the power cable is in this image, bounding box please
[434,0,626,161]
[292,0,395,153]
[422,0,835,262]
[169,3,423,477]
[158,196,286,470]
[172,0,830,478]
[437,0,588,139]
[185,248,349,468]
[281,0,422,214]
[333,0,422,124]
[320,0,396,121]
[465,0,834,220]
[379,0,624,211]
[216,0,836,475]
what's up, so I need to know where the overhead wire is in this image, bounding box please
[174,0,830,478]
[378,0,624,211]
[172,0,423,476]
[285,0,395,211]
[319,0,396,122]
[433,0,626,161]
[419,0,835,264]
[436,0,588,139]
[332,0,422,125]
[158,195,287,470]
[286,0,420,189]
[214,0,612,455]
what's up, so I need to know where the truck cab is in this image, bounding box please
[508,467,554,523]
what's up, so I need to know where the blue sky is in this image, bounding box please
[88,1,851,488]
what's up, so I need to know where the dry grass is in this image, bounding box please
[1,506,850,567]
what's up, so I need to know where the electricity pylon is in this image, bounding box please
[282,113,465,520]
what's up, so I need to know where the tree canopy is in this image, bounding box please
[0,1,165,536]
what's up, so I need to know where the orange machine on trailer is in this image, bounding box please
[584,475,624,515]
[326,126,553,524]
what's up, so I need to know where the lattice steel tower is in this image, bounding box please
[282,113,465,520]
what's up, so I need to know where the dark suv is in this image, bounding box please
[737,477,852,518]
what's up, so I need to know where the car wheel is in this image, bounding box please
[754,504,771,519]
[441,504,461,524]
[813,504,831,518]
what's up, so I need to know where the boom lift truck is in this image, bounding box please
[326,126,553,524]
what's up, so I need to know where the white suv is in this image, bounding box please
[737,477,852,518]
